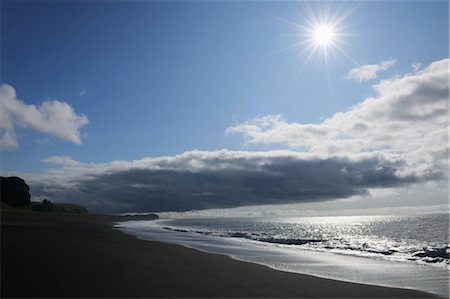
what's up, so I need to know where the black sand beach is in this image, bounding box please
[1,212,439,298]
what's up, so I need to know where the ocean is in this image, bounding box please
[117,213,449,297]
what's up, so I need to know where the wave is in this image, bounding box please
[161,225,449,268]
[257,237,322,246]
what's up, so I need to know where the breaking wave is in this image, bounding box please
[160,214,449,269]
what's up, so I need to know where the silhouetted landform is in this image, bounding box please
[112,214,159,221]
[32,199,55,212]
[31,199,89,214]
[1,198,89,214]
[0,176,88,214]
[0,176,158,217]
[0,176,31,207]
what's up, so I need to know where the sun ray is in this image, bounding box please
[333,43,360,66]
[272,2,359,74]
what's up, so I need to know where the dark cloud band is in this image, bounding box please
[29,155,430,213]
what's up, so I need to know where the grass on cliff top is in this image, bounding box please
[0,201,88,214]
[0,201,33,212]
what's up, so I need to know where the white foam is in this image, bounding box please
[116,220,449,298]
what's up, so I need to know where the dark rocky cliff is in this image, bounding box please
[0,176,31,207]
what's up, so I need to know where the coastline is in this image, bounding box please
[1,212,440,298]
[116,217,448,297]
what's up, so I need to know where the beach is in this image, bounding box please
[118,216,449,297]
[1,212,440,298]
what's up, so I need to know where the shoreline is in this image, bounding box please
[1,212,441,298]
[116,218,448,298]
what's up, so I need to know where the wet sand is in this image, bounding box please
[1,212,439,298]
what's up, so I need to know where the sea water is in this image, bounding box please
[117,213,449,297]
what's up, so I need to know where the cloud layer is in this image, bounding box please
[346,59,396,82]
[227,59,449,180]
[0,84,88,150]
[26,150,426,213]
[12,59,449,214]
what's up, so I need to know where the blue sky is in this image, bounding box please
[1,1,448,213]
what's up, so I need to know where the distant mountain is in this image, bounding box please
[31,200,88,214]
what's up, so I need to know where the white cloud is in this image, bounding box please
[42,155,83,167]
[346,58,397,82]
[0,84,88,150]
[227,59,449,180]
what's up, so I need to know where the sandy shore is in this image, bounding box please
[1,212,439,298]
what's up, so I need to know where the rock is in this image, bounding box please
[413,247,449,259]
[0,176,31,207]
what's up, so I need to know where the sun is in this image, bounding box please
[313,25,335,46]
[273,2,358,73]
